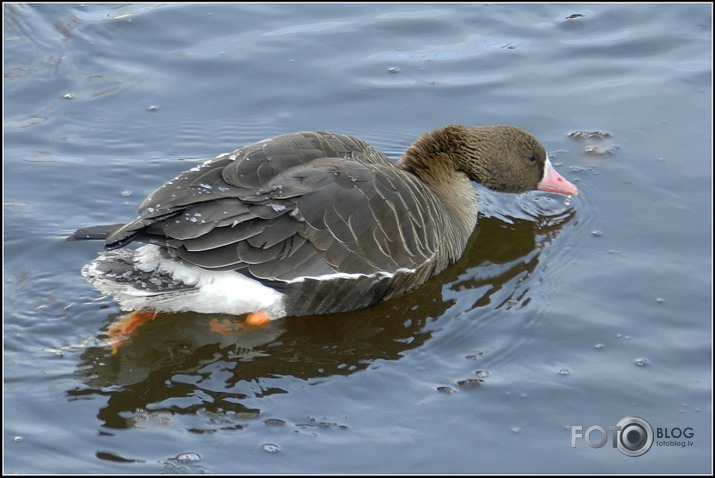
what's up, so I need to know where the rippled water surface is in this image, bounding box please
[4,3,712,474]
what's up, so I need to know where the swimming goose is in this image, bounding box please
[70,125,578,324]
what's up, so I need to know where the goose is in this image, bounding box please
[70,125,578,330]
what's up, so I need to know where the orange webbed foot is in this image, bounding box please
[209,318,241,335]
[245,311,271,326]
[107,308,159,354]
[207,313,270,337]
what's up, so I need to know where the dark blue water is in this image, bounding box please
[4,3,711,473]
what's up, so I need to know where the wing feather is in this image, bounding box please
[100,132,446,284]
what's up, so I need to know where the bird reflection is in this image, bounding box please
[68,201,576,431]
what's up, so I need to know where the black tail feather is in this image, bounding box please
[67,224,125,242]
[67,223,169,250]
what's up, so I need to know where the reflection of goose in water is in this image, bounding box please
[70,203,576,430]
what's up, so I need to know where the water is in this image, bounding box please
[3,3,711,474]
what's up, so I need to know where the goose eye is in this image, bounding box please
[528,154,537,163]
